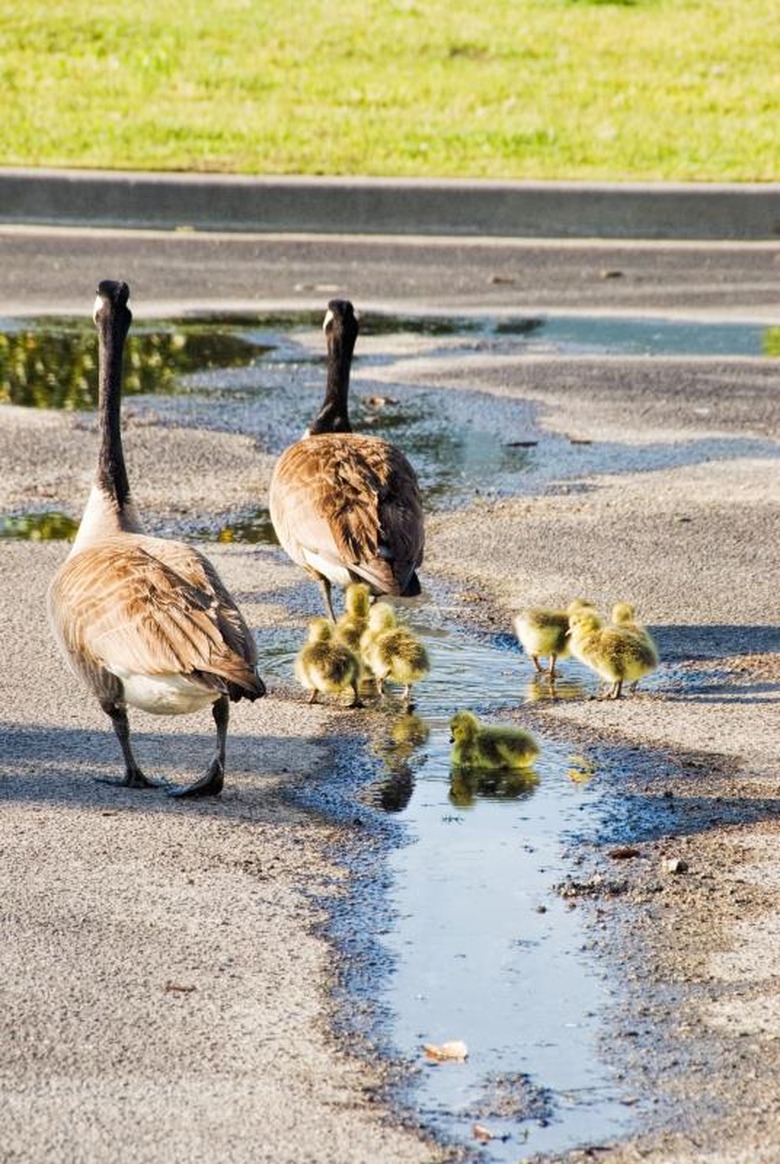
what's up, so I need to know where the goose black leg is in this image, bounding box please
[168,695,228,798]
[319,577,336,622]
[98,701,162,789]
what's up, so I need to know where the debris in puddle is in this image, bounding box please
[661,856,689,875]
[365,394,397,408]
[472,1123,507,1143]
[505,439,539,447]
[423,1039,469,1062]
[555,875,630,899]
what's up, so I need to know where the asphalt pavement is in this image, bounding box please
[1,172,779,1164]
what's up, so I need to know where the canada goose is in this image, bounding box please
[360,602,429,707]
[268,300,424,620]
[294,617,361,706]
[513,598,595,677]
[567,610,657,699]
[47,281,265,798]
[449,710,540,770]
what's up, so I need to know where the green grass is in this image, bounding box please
[1,0,777,180]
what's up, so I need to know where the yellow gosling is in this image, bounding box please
[294,618,361,707]
[449,710,540,770]
[334,582,372,654]
[568,611,658,699]
[360,603,429,706]
[513,598,595,677]
[611,602,660,676]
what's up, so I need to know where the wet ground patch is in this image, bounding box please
[262,603,672,1159]
[0,510,79,540]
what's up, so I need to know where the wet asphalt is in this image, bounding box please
[1,216,779,1164]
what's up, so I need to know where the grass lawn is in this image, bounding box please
[0,0,777,180]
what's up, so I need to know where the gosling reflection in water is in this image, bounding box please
[363,713,431,814]
[523,673,589,704]
[567,753,598,784]
[449,765,540,808]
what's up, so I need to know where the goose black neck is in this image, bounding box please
[96,301,132,507]
[309,322,357,435]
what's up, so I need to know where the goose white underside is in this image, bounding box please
[301,549,355,589]
[108,668,220,716]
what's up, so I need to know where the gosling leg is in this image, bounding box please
[531,654,543,673]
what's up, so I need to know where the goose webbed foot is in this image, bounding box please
[168,759,224,799]
[96,769,164,790]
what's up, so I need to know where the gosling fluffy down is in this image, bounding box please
[334,582,372,654]
[568,610,658,699]
[449,710,540,771]
[513,598,595,676]
[295,617,361,706]
[611,602,660,660]
[360,602,429,703]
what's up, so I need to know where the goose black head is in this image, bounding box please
[93,280,132,328]
[323,298,360,339]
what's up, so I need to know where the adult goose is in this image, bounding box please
[268,299,424,620]
[47,280,265,798]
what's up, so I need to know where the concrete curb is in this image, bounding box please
[1,168,779,240]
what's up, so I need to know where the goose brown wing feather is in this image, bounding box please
[49,536,261,696]
[270,434,424,594]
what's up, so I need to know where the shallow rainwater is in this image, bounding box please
[1,310,777,411]
[0,317,269,408]
[260,610,652,1159]
[0,510,79,540]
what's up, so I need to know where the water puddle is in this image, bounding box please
[263,610,651,1159]
[0,318,269,408]
[196,507,279,545]
[0,510,79,540]
[1,310,776,412]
